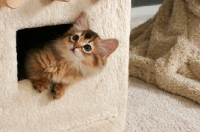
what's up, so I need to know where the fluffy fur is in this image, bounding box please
[25,12,118,99]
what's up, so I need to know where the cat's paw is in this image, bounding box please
[51,84,65,99]
[31,79,48,93]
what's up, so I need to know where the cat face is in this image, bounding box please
[59,12,118,70]
[66,30,104,67]
[69,30,99,60]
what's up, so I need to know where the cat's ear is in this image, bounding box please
[98,39,119,59]
[70,11,88,32]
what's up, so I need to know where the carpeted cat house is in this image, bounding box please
[0,0,130,131]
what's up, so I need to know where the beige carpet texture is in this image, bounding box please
[126,77,200,132]
[0,0,130,131]
[129,0,200,104]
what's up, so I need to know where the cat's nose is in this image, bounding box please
[73,43,78,49]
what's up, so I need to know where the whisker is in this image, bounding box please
[49,31,62,39]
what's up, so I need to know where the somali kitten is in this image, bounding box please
[25,12,118,99]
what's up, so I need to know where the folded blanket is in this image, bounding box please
[129,0,200,104]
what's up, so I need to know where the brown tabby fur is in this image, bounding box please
[25,12,118,99]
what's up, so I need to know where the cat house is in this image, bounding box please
[0,0,130,131]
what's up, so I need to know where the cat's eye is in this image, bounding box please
[72,35,79,42]
[83,44,92,51]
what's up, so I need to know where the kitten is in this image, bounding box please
[25,12,118,99]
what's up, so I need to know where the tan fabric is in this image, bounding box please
[0,0,130,131]
[129,0,200,104]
